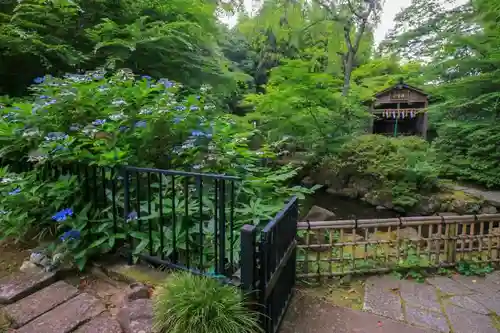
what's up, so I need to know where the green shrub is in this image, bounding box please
[0,69,316,270]
[319,134,439,209]
[432,121,500,188]
[153,272,262,333]
[0,167,78,241]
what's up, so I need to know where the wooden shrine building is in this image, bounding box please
[369,80,429,138]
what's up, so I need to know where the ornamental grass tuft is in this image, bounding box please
[152,272,262,333]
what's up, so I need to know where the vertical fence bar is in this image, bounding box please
[123,167,132,265]
[218,179,226,274]
[198,176,204,271]
[171,175,177,263]
[230,181,235,270]
[214,179,219,273]
[184,177,190,268]
[147,172,153,256]
[136,171,141,232]
[111,167,117,235]
[159,174,165,260]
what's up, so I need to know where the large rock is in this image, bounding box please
[116,299,153,333]
[347,177,377,198]
[300,176,315,188]
[480,205,498,214]
[302,205,336,221]
[416,196,442,215]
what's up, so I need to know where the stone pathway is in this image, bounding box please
[363,272,500,332]
[281,290,430,333]
[452,184,500,207]
[0,270,154,333]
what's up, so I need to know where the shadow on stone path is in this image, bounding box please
[0,269,154,333]
[281,290,431,333]
[363,272,500,333]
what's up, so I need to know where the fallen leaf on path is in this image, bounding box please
[377,321,383,327]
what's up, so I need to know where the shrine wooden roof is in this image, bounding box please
[374,81,428,98]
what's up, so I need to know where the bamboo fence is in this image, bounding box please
[296,214,500,278]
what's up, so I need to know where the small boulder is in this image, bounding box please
[300,176,315,188]
[480,205,498,214]
[303,205,336,221]
[126,283,150,302]
[19,261,42,274]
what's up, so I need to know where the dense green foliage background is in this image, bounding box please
[1,0,500,265]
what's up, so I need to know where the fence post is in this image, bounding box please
[240,224,257,293]
[447,222,458,264]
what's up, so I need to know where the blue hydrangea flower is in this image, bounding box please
[109,113,126,121]
[119,126,128,132]
[126,211,138,222]
[33,77,44,84]
[45,99,57,106]
[158,78,174,88]
[60,229,80,242]
[175,105,186,111]
[92,119,106,126]
[45,132,68,141]
[52,208,73,222]
[69,124,81,131]
[191,130,205,137]
[141,75,151,80]
[173,117,182,124]
[195,95,201,100]
[135,121,147,128]
[98,85,109,93]
[0,210,7,215]
[39,95,49,99]
[189,105,199,111]
[8,188,21,195]
[139,108,152,115]
[112,99,127,107]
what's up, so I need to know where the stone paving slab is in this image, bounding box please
[16,293,106,333]
[281,292,431,333]
[73,313,122,333]
[363,276,404,321]
[468,293,500,314]
[3,281,79,328]
[400,280,441,311]
[404,303,449,333]
[426,276,473,295]
[445,303,498,333]
[0,272,56,305]
[452,274,495,294]
[446,295,490,315]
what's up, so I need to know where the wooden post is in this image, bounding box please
[422,100,429,139]
[240,224,257,294]
[447,223,457,264]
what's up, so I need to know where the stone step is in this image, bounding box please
[16,293,106,333]
[73,313,122,333]
[2,281,79,328]
[0,271,57,305]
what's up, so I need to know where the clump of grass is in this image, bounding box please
[0,311,11,333]
[152,272,262,333]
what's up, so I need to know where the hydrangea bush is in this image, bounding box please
[0,69,317,270]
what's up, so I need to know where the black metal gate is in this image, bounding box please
[241,197,299,333]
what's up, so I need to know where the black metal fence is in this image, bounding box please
[241,197,299,333]
[1,161,241,278]
[121,166,240,276]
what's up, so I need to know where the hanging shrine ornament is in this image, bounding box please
[382,109,417,119]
